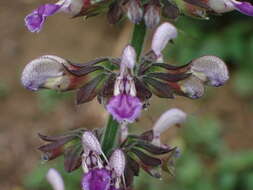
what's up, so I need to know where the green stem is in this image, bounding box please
[101,21,147,155]
[101,115,119,155]
[131,21,147,61]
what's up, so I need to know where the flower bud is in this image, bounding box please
[144,1,161,28]
[46,168,65,190]
[107,2,123,24]
[190,55,229,87]
[151,22,177,57]
[109,149,126,177]
[82,131,102,155]
[21,55,88,91]
[125,0,143,24]
[153,108,187,136]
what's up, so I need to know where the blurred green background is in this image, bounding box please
[0,1,253,190]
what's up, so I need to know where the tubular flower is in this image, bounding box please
[21,22,229,123]
[25,0,83,32]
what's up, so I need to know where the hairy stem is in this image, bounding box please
[101,21,147,155]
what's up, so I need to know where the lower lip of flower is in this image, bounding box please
[106,94,142,123]
[82,168,111,190]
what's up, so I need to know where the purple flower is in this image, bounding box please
[25,4,62,32]
[82,168,111,190]
[231,0,253,16]
[25,0,83,32]
[107,94,142,123]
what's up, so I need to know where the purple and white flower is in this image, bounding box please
[25,0,83,32]
[106,45,142,124]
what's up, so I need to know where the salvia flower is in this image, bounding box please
[21,22,229,124]
[25,0,84,32]
[106,45,142,123]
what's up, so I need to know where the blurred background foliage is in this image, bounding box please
[22,12,253,190]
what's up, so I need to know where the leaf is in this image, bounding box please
[182,0,210,9]
[131,148,162,167]
[76,74,107,104]
[64,144,83,172]
[134,77,152,101]
[147,72,191,82]
[151,63,190,74]
[143,76,175,98]
[135,141,173,155]
[127,155,140,176]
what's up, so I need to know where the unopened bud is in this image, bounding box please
[151,22,177,57]
[82,131,102,155]
[126,0,143,24]
[107,2,123,24]
[109,149,126,177]
[144,2,161,28]
[190,55,229,87]
[46,168,65,190]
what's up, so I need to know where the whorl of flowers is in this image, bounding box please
[21,23,229,124]
[25,0,253,32]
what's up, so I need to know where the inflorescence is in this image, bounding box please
[21,0,253,189]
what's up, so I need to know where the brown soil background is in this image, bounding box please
[0,1,252,189]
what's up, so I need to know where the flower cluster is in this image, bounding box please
[40,108,186,190]
[25,0,253,32]
[21,22,229,125]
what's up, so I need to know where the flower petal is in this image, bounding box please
[106,94,142,123]
[231,0,253,16]
[25,4,61,32]
[82,168,111,190]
